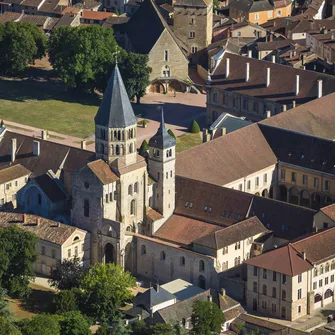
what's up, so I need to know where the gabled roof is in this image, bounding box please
[95,64,137,128]
[230,0,273,12]
[321,204,335,222]
[133,286,175,310]
[87,160,119,184]
[245,244,312,276]
[34,174,68,203]
[174,0,212,8]
[0,164,31,184]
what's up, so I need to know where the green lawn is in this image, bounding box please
[176,133,202,152]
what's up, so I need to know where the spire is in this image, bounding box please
[94,64,137,128]
[148,107,176,150]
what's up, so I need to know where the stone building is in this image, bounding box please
[172,0,213,64]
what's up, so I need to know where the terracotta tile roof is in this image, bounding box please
[20,14,49,26]
[0,11,21,23]
[61,6,80,14]
[0,164,31,184]
[321,204,335,221]
[87,159,119,184]
[147,208,163,221]
[102,15,129,28]
[176,124,277,187]
[211,53,335,105]
[194,217,268,249]
[292,227,335,264]
[257,39,294,50]
[260,92,335,140]
[245,244,312,276]
[0,212,84,245]
[154,214,222,246]
[81,10,114,20]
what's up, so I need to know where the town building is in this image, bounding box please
[306,30,335,65]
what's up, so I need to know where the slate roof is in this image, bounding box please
[174,0,211,8]
[260,92,335,140]
[87,160,119,184]
[95,64,137,128]
[210,53,335,105]
[176,124,277,186]
[0,212,84,245]
[133,286,175,310]
[34,174,68,202]
[292,227,335,264]
[0,131,94,179]
[230,0,273,12]
[148,109,176,150]
[193,217,268,250]
[245,244,313,276]
[160,279,205,301]
[321,204,335,221]
[210,112,251,137]
[258,124,335,175]
[257,39,294,51]
[0,164,31,184]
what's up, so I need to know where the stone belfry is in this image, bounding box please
[94,64,137,166]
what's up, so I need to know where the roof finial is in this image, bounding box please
[160,106,165,130]
[112,47,120,65]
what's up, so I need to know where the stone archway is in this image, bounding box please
[261,189,268,198]
[311,193,321,210]
[104,243,114,264]
[289,187,299,205]
[300,190,310,207]
[198,275,206,289]
[279,185,287,202]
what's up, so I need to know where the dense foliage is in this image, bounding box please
[189,120,201,134]
[0,22,46,75]
[139,140,149,155]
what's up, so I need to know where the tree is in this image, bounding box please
[119,52,151,103]
[167,129,176,140]
[49,256,86,290]
[0,226,37,297]
[189,120,201,134]
[48,25,124,92]
[0,287,10,318]
[60,311,91,335]
[190,300,225,335]
[131,320,147,335]
[106,318,132,335]
[19,314,60,335]
[0,317,21,335]
[139,140,149,155]
[79,263,136,323]
[213,0,220,12]
[54,289,79,314]
[0,22,46,75]
[149,323,176,335]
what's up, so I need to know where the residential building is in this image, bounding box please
[0,212,90,275]
[79,10,114,25]
[306,30,335,65]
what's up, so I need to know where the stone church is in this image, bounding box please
[71,64,176,271]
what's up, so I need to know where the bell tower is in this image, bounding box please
[94,64,137,166]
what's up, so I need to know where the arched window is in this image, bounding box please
[128,185,133,195]
[198,275,205,289]
[166,150,169,158]
[315,293,322,303]
[73,236,79,244]
[326,262,330,272]
[134,182,138,193]
[320,265,324,274]
[114,130,117,140]
[331,261,335,270]
[122,130,125,141]
[199,260,205,272]
[160,251,166,260]
[84,199,89,217]
[116,145,120,155]
[117,130,121,141]
[314,268,318,277]
[325,289,333,299]
[129,143,133,153]
[141,245,146,255]
[180,256,185,267]
[130,199,135,215]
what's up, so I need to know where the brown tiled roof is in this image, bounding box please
[0,212,84,245]
[194,217,268,249]
[321,204,335,221]
[0,11,21,23]
[87,159,119,185]
[147,208,163,221]
[176,124,277,186]
[21,0,43,7]
[102,15,129,28]
[61,6,80,14]
[232,314,286,331]
[257,39,294,50]
[54,13,78,28]
[291,19,335,35]
[154,214,222,246]
[38,0,61,13]
[81,10,114,20]
[245,244,312,276]
[260,92,335,140]
[0,164,31,184]
[44,17,59,30]
[292,227,335,264]
[211,53,335,105]
[20,14,49,26]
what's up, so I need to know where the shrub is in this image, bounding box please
[189,120,200,134]
[167,129,176,140]
[139,140,149,155]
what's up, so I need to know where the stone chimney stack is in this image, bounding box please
[36,217,41,226]
[282,104,287,112]
[207,295,212,302]
[317,79,323,98]
[292,100,296,108]
[41,130,47,140]
[202,129,210,143]
[81,140,86,150]
[246,62,250,82]
[33,140,40,156]
[11,138,17,163]
[248,50,252,58]
[221,288,226,296]
[272,55,276,63]
[266,68,270,87]
[302,251,306,260]
[226,58,230,78]
[295,75,300,96]
[266,110,271,118]
[220,127,227,136]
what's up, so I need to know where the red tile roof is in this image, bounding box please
[320,204,335,221]
[245,244,312,276]
[87,159,119,184]
[81,10,114,20]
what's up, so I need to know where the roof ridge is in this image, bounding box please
[292,226,335,245]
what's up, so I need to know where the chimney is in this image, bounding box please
[282,104,287,112]
[226,58,230,78]
[246,62,250,82]
[202,129,210,143]
[36,217,41,226]
[41,130,47,140]
[248,50,252,58]
[33,140,40,156]
[272,55,276,63]
[220,127,227,136]
[295,75,300,96]
[292,100,296,108]
[23,213,27,224]
[221,288,226,296]
[266,68,270,87]
[154,282,159,293]
[302,251,306,260]
[81,140,86,150]
[266,110,271,118]
[11,138,17,163]
[57,222,60,228]
[317,79,323,98]
[207,295,212,302]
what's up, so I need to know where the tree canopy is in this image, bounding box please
[60,311,91,335]
[79,263,136,323]
[0,316,21,335]
[19,314,61,335]
[190,300,225,335]
[54,289,79,314]
[189,120,201,134]
[0,22,46,75]
[0,226,37,297]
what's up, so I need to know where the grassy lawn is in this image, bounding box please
[0,78,98,138]
[176,133,202,152]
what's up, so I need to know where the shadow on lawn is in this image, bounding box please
[20,288,56,314]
